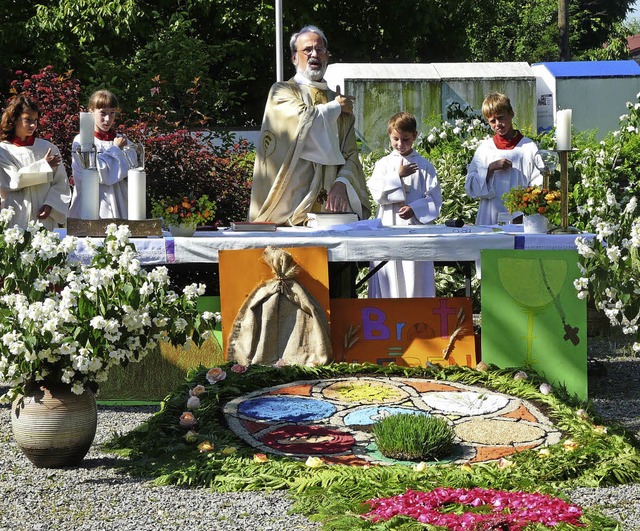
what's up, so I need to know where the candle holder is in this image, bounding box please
[73,144,97,172]
[549,149,580,234]
[72,145,100,220]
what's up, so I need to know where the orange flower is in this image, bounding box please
[253,453,269,463]
[151,194,216,228]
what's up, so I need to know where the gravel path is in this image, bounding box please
[0,335,638,530]
[563,335,640,530]
[0,406,321,531]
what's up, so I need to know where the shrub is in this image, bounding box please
[372,413,455,461]
[570,95,640,352]
[123,115,253,227]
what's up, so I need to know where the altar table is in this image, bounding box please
[62,223,589,266]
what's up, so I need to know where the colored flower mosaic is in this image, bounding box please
[223,378,561,465]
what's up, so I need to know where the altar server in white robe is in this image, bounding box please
[0,94,70,229]
[368,112,442,298]
[69,89,130,219]
[465,92,541,225]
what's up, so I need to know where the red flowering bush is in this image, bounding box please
[123,113,253,226]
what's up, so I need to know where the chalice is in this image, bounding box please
[534,150,559,189]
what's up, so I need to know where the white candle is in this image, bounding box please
[80,168,99,220]
[556,109,572,151]
[128,169,146,220]
[79,112,95,150]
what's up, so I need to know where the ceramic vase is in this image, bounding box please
[168,224,197,237]
[11,382,97,468]
[523,214,549,234]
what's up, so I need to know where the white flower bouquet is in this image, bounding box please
[0,207,217,403]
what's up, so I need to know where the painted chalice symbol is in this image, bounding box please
[497,257,567,365]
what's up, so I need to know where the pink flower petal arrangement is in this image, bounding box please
[206,367,227,384]
[363,488,583,530]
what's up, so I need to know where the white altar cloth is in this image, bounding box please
[167,225,515,264]
[56,224,590,266]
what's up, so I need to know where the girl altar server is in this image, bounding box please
[367,111,442,298]
[0,94,71,229]
[69,90,130,219]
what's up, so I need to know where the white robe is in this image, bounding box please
[367,150,442,298]
[0,139,70,229]
[465,136,541,225]
[69,134,129,219]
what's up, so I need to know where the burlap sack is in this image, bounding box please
[226,246,332,366]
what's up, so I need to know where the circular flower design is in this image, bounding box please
[260,425,354,455]
[421,390,509,415]
[238,396,336,423]
[224,378,560,465]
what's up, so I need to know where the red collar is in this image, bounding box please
[94,130,116,141]
[493,130,523,150]
[9,135,36,147]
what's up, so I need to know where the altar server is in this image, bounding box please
[69,89,130,219]
[367,112,442,298]
[0,94,70,229]
[465,92,541,225]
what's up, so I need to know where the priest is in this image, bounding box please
[248,25,370,226]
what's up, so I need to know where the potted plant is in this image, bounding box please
[0,207,217,467]
[151,194,216,237]
[501,186,562,233]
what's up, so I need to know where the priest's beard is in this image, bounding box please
[297,61,327,82]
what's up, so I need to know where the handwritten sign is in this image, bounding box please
[330,297,476,368]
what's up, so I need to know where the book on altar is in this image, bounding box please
[305,212,359,228]
[230,221,278,232]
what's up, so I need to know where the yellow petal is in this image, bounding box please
[197,440,215,452]
[305,456,324,468]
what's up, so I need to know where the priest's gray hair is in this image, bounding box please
[289,25,328,54]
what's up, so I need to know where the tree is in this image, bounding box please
[465,0,635,62]
[2,0,636,127]
[0,0,39,84]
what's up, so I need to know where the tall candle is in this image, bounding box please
[556,109,572,151]
[79,112,94,150]
[80,169,99,220]
[128,169,146,220]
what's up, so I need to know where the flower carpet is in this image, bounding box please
[224,377,561,465]
[109,363,640,530]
